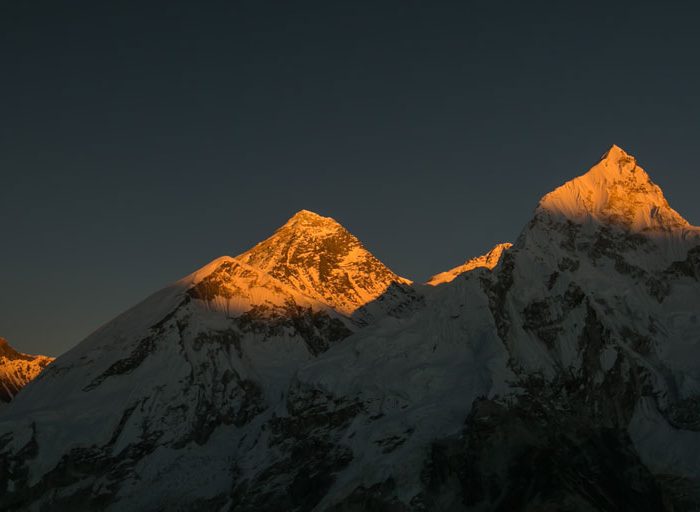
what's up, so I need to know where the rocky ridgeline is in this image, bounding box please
[0,338,53,403]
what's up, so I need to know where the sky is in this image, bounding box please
[2,1,700,356]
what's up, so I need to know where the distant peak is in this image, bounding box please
[0,337,54,403]
[291,209,325,220]
[601,144,633,162]
[283,209,340,229]
[590,144,643,182]
[230,210,410,315]
[0,337,52,362]
[537,145,691,232]
[427,242,512,285]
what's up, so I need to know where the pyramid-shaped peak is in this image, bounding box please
[538,145,690,232]
[601,144,633,162]
[283,209,341,230]
[590,144,643,181]
[290,209,327,221]
[234,211,410,315]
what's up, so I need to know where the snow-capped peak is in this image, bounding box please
[0,337,53,402]
[286,209,333,223]
[600,143,632,162]
[274,209,345,238]
[235,210,410,315]
[427,242,512,285]
[537,144,691,232]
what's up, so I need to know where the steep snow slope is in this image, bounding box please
[0,338,53,403]
[0,145,699,511]
[427,242,512,285]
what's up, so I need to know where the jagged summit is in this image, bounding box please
[179,210,411,318]
[427,242,512,285]
[0,337,53,403]
[283,209,337,228]
[0,338,21,360]
[538,144,693,232]
[0,337,32,361]
[235,210,410,315]
[600,143,632,162]
[292,209,323,218]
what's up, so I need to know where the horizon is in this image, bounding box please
[3,2,700,357]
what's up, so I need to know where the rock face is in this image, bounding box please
[1,145,700,511]
[0,338,53,403]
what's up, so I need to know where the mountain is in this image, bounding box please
[1,145,699,511]
[0,210,413,511]
[539,145,693,234]
[427,242,512,285]
[0,338,53,403]
[236,210,412,315]
[470,145,700,509]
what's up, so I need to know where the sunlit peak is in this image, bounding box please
[538,144,691,232]
[291,209,325,220]
[279,209,344,234]
[601,144,632,162]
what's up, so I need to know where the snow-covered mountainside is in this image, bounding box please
[1,145,699,511]
[0,338,53,403]
[427,242,512,285]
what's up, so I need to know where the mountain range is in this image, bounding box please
[1,145,699,511]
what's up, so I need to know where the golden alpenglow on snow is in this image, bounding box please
[427,242,512,285]
[0,338,53,403]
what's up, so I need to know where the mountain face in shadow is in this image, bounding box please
[1,146,699,511]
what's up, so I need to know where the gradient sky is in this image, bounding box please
[2,1,700,356]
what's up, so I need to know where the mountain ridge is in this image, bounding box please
[1,145,699,511]
[0,337,53,403]
[427,242,513,285]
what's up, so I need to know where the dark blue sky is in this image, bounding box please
[2,1,700,356]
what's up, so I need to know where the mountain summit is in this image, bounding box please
[179,210,410,319]
[237,210,410,315]
[539,144,692,232]
[0,338,53,402]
